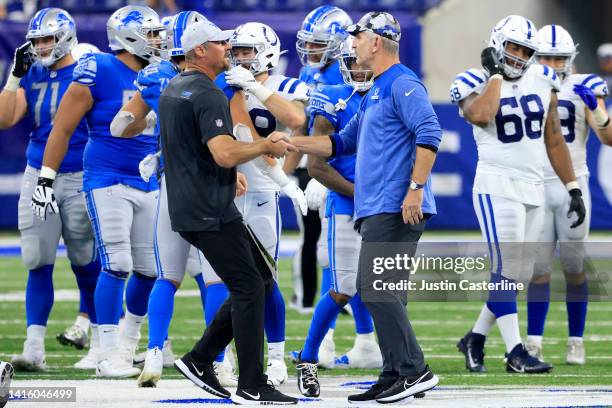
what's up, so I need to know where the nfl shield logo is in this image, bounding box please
[215,119,223,127]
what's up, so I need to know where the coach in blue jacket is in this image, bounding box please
[283,12,442,404]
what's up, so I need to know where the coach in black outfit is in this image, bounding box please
[158,20,297,405]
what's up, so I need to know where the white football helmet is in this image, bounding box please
[107,5,166,63]
[165,11,207,58]
[537,24,577,79]
[338,36,373,92]
[26,8,77,67]
[296,5,352,68]
[230,22,282,75]
[489,15,539,79]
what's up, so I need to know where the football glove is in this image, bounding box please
[281,181,308,216]
[573,84,598,111]
[12,42,34,78]
[567,188,586,229]
[226,66,273,102]
[304,178,327,211]
[31,176,59,221]
[139,151,161,182]
[481,47,503,77]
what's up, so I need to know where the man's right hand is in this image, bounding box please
[481,47,503,77]
[266,131,296,158]
[31,176,59,221]
[12,42,34,78]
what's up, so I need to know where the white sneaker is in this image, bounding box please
[525,336,543,361]
[11,339,46,372]
[74,345,100,369]
[213,359,238,387]
[134,340,175,368]
[566,338,585,365]
[266,358,288,386]
[96,354,141,378]
[137,347,164,387]
[318,332,335,369]
[336,335,382,369]
[56,324,89,350]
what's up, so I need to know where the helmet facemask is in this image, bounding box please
[339,54,373,91]
[537,53,575,79]
[140,26,167,62]
[296,31,340,68]
[27,29,75,67]
[230,44,266,75]
[500,40,537,79]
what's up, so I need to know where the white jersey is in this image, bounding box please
[237,74,309,192]
[450,64,561,205]
[542,73,609,181]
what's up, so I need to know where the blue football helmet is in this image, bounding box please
[296,5,351,68]
[107,5,166,63]
[165,11,207,58]
[26,8,77,67]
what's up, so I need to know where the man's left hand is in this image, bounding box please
[226,66,258,92]
[568,188,586,228]
[236,172,248,197]
[573,84,598,111]
[402,189,423,225]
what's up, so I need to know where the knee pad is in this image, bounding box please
[65,238,95,266]
[110,250,133,276]
[21,235,55,270]
[329,290,350,307]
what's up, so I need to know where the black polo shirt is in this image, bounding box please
[159,70,241,232]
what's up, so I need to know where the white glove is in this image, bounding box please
[226,66,273,102]
[139,151,161,182]
[304,178,327,211]
[30,168,59,221]
[281,181,308,216]
[145,110,157,129]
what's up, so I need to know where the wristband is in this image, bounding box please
[265,163,291,187]
[249,83,274,103]
[40,166,57,181]
[593,106,610,128]
[4,73,21,92]
[565,180,579,192]
[489,74,503,81]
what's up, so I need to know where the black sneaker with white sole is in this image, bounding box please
[174,353,230,398]
[0,361,14,408]
[375,365,439,404]
[296,354,319,397]
[505,344,552,374]
[457,330,487,373]
[232,384,298,405]
[347,377,395,404]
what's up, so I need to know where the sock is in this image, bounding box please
[349,293,374,334]
[75,315,90,333]
[98,324,119,354]
[473,304,496,336]
[125,272,156,317]
[122,310,145,344]
[90,324,99,349]
[94,271,125,326]
[302,292,342,362]
[26,324,46,343]
[193,273,207,321]
[25,265,54,327]
[497,313,522,353]
[147,279,177,350]
[527,281,550,336]
[268,341,285,362]
[205,283,229,362]
[320,267,337,330]
[265,281,286,343]
[486,274,518,318]
[78,293,87,315]
[566,281,588,338]
[71,260,101,324]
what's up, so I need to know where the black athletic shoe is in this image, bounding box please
[457,330,487,373]
[375,366,439,404]
[232,384,298,405]
[505,344,553,374]
[174,353,230,398]
[0,362,14,408]
[296,354,319,397]
[347,378,395,404]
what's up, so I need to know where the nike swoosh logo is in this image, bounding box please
[404,372,427,388]
[405,88,415,97]
[257,201,269,207]
[242,390,260,400]
[191,362,204,377]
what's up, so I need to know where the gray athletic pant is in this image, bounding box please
[356,212,427,380]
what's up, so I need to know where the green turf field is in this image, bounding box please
[1,242,611,387]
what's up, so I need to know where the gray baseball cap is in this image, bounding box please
[181,20,233,53]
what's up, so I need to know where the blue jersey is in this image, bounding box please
[20,62,89,172]
[298,60,343,90]
[73,53,159,192]
[309,84,359,217]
